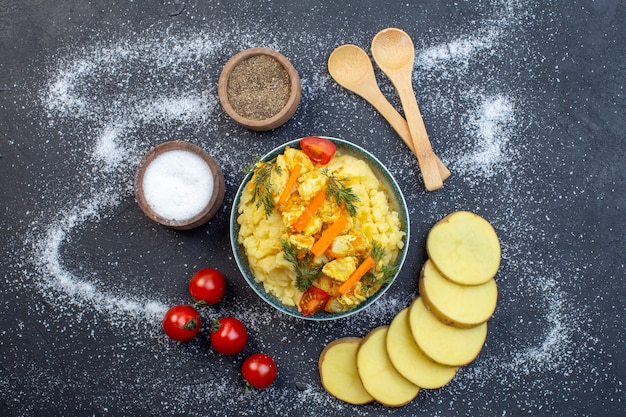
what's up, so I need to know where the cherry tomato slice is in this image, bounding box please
[299,287,330,317]
[162,305,201,342]
[210,317,248,355]
[189,268,226,305]
[300,136,336,165]
[242,353,277,389]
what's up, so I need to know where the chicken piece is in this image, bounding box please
[314,275,341,297]
[283,147,315,171]
[297,170,328,202]
[338,282,367,305]
[324,297,346,313]
[323,283,367,313]
[280,200,305,228]
[317,199,342,224]
[347,230,371,257]
[327,234,358,259]
[322,256,358,283]
[287,233,315,251]
[301,215,323,236]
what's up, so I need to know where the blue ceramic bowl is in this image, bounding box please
[230,137,410,320]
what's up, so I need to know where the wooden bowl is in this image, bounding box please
[218,47,301,131]
[134,141,225,230]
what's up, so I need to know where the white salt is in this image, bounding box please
[141,149,214,221]
[456,95,515,178]
[416,30,498,71]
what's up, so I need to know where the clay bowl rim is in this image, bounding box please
[217,47,302,131]
[134,141,225,230]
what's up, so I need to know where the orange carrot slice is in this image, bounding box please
[278,163,302,206]
[310,214,349,257]
[293,189,327,232]
[338,256,376,295]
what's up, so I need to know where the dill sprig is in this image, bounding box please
[249,159,281,218]
[322,169,360,217]
[281,239,323,291]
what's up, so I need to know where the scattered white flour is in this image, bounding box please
[456,95,516,178]
[7,1,601,415]
[33,190,169,322]
[142,149,214,221]
[416,27,500,71]
[93,125,125,170]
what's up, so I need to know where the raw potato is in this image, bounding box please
[420,259,498,328]
[357,326,420,407]
[386,308,458,389]
[409,297,487,367]
[426,211,500,286]
[319,337,374,405]
[318,211,500,407]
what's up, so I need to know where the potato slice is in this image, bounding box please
[420,259,498,328]
[426,211,500,285]
[319,337,374,405]
[409,297,487,366]
[386,308,458,389]
[357,326,420,407]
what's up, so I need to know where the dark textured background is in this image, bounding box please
[1,1,624,416]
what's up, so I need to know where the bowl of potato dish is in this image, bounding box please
[230,136,409,320]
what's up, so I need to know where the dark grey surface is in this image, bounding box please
[1,1,624,416]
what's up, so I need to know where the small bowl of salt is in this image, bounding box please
[134,141,225,230]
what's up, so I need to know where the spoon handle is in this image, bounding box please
[363,88,451,181]
[390,74,444,191]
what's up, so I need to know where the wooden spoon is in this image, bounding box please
[328,44,450,181]
[371,28,444,191]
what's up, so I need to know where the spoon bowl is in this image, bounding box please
[328,44,374,88]
[369,29,415,70]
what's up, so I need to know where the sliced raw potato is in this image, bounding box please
[319,337,374,405]
[386,308,458,389]
[357,326,420,407]
[420,259,498,328]
[426,211,501,285]
[409,297,487,367]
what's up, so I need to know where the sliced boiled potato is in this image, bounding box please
[409,297,487,367]
[420,259,498,328]
[357,326,420,407]
[426,211,500,285]
[318,337,374,405]
[386,308,458,389]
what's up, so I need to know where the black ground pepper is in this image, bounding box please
[226,54,291,120]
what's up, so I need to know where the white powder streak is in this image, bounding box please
[34,191,168,322]
[506,272,573,374]
[93,125,125,170]
[416,28,500,71]
[456,95,515,177]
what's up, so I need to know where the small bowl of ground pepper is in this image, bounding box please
[218,47,301,131]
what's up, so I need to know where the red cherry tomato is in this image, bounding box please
[300,136,336,165]
[242,353,277,389]
[189,268,226,305]
[210,317,248,355]
[299,287,330,317]
[162,305,201,342]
